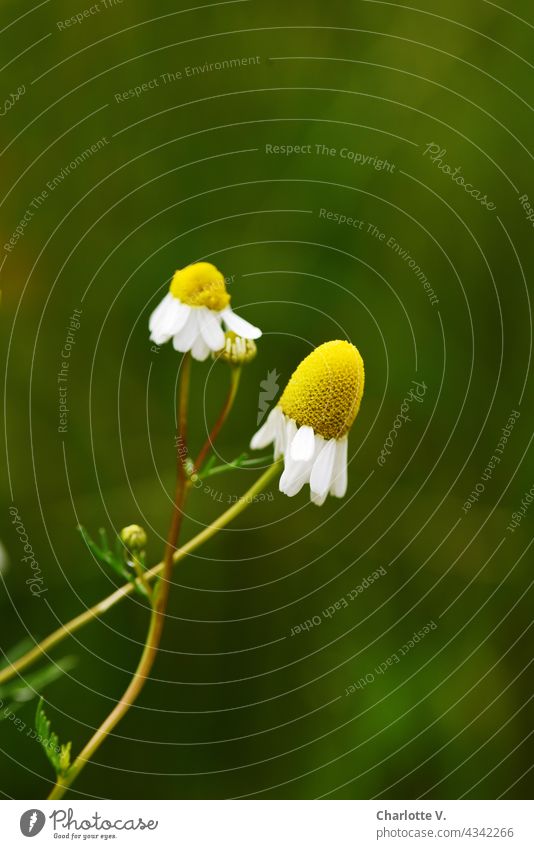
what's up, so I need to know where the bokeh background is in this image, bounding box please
[0,0,532,800]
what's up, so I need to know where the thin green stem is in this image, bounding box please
[46,460,280,799]
[129,554,151,599]
[49,354,193,800]
[0,368,241,686]
[193,367,241,475]
[0,463,278,688]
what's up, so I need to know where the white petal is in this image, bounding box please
[191,334,211,361]
[273,408,288,459]
[311,489,328,507]
[172,310,199,352]
[198,307,225,351]
[285,417,297,449]
[279,456,310,497]
[150,299,190,344]
[310,438,337,499]
[290,425,316,462]
[221,307,262,340]
[160,299,190,335]
[251,408,278,450]
[330,438,348,498]
[149,292,174,333]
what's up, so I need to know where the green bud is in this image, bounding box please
[120,524,147,551]
[214,331,257,365]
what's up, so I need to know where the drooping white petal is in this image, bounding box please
[310,489,328,507]
[280,423,319,497]
[290,425,316,462]
[221,307,262,340]
[330,438,348,498]
[279,456,310,497]
[198,307,225,351]
[285,417,297,450]
[191,334,211,361]
[251,408,278,450]
[172,310,199,352]
[310,438,337,499]
[273,408,288,459]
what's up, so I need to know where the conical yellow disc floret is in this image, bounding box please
[279,340,365,440]
[169,262,231,310]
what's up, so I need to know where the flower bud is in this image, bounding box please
[214,331,257,365]
[120,525,147,551]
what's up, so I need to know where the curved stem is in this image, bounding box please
[194,367,241,474]
[0,366,243,691]
[48,354,193,801]
[0,462,279,689]
[47,460,279,800]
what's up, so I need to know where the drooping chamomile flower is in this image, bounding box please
[250,341,365,506]
[149,262,262,361]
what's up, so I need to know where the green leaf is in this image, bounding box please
[35,699,71,778]
[78,525,130,580]
[59,742,72,775]
[98,527,109,552]
[202,455,217,475]
[78,525,151,599]
[0,638,34,672]
[0,655,77,714]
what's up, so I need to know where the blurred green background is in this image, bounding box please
[0,0,532,800]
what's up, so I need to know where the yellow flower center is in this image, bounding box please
[279,340,365,440]
[169,262,231,311]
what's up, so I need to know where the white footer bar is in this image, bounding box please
[2,799,532,847]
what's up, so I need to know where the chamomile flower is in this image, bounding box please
[149,262,262,361]
[251,341,365,505]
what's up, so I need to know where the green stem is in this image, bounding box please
[0,366,245,691]
[1,465,278,689]
[129,554,151,599]
[48,354,193,800]
[193,366,241,475]
[47,460,280,799]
